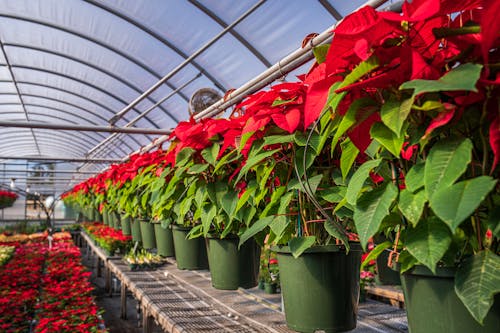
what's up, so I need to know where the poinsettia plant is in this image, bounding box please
[302,0,500,325]
[0,190,18,209]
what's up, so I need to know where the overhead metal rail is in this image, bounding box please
[0,156,122,163]
[0,120,171,135]
[2,169,97,174]
[86,73,202,157]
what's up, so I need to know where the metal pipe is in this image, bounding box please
[0,156,121,163]
[108,0,266,125]
[2,169,97,174]
[133,0,389,156]
[0,120,171,135]
[86,73,202,157]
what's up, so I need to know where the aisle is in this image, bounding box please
[80,245,163,333]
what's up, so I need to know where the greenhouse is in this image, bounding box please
[0,0,499,332]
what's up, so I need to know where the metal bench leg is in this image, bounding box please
[142,309,154,333]
[96,257,102,277]
[120,283,127,319]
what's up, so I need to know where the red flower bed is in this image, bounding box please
[35,238,105,333]
[0,233,106,333]
[0,241,47,332]
[82,222,132,255]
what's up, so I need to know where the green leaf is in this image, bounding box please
[340,139,359,180]
[400,63,482,97]
[430,176,497,232]
[270,215,289,239]
[221,191,238,220]
[294,146,317,177]
[397,250,419,273]
[200,205,216,237]
[320,186,347,203]
[360,241,391,271]
[399,189,427,227]
[264,134,295,146]
[239,148,281,179]
[405,217,452,273]
[353,183,398,250]
[277,192,295,215]
[370,122,405,157]
[313,44,330,64]
[235,181,257,214]
[405,162,425,193]
[175,148,195,167]
[289,236,316,258]
[295,174,323,194]
[238,215,275,248]
[188,163,209,174]
[381,96,408,136]
[201,144,220,166]
[324,218,350,250]
[455,250,500,324]
[331,97,377,149]
[213,149,238,174]
[488,206,500,238]
[424,137,473,199]
[346,158,382,205]
[340,55,379,90]
[260,186,287,218]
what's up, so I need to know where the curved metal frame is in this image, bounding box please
[15,82,151,147]
[84,0,226,92]
[187,0,272,67]
[0,14,195,105]
[5,43,181,123]
[0,110,79,124]
[0,126,118,150]
[0,92,138,150]
[0,85,144,150]
[11,64,163,130]
[0,139,98,157]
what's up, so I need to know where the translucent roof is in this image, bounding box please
[0,0,395,193]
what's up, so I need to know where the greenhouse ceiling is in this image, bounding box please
[0,0,397,193]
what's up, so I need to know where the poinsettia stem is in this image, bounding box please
[432,26,480,38]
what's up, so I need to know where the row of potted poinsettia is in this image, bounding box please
[0,233,106,332]
[64,1,499,332]
[81,222,132,256]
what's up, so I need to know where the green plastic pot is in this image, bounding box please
[264,282,278,294]
[154,223,175,257]
[103,211,110,226]
[120,215,132,236]
[273,243,362,333]
[375,250,401,285]
[130,218,142,244]
[111,212,121,230]
[206,236,260,290]
[64,203,78,220]
[401,265,500,333]
[92,209,102,222]
[172,225,208,270]
[139,220,156,249]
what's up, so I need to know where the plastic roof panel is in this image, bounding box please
[0,0,379,182]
